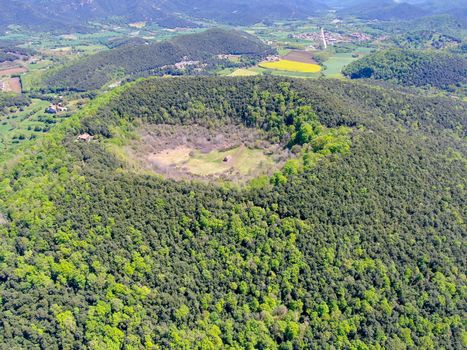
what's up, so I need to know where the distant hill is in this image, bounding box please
[0,1,92,33]
[421,0,467,18]
[334,0,467,20]
[174,0,329,25]
[45,29,274,91]
[342,49,467,90]
[339,0,430,20]
[383,15,466,38]
[0,0,329,32]
[368,15,466,51]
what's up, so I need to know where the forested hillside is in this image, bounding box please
[343,49,467,90]
[45,29,273,92]
[174,0,328,25]
[370,14,467,44]
[0,0,92,33]
[0,0,329,32]
[0,77,465,349]
[339,0,430,20]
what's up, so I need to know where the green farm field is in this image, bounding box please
[228,68,259,76]
[323,53,360,78]
[0,99,62,162]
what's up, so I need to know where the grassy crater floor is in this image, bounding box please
[150,145,274,177]
[125,124,288,182]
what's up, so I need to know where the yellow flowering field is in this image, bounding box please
[259,59,321,73]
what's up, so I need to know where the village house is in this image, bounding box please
[290,30,371,45]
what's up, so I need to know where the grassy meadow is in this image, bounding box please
[228,68,259,76]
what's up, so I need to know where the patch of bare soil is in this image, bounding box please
[282,50,318,64]
[0,66,27,76]
[3,77,22,93]
[126,124,289,182]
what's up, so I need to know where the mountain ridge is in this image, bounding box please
[44,28,274,91]
[0,0,329,32]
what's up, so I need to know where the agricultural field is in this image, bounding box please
[0,94,85,162]
[282,50,318,63]
[250,66,320,78]
[228,68,259,76]
[259,59,321,73]
[0,77,22,93]
[240,17,382,79]
[0,65,27,76]
[0,99,52,162]
[321,48,374,78]
[322,53,360,78]
[21,69,48,92]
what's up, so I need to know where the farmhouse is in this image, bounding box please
[174,60,200,69]
[56,103,68,112]
[77,133,93,142]
[45,103,68,114]
[263,55,280,62]
[217,54,241,60]
[45,106,57,114]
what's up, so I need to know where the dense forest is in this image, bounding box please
[392,31,461,50]
[2,0,465,34]
[342,49,467,90]
[0,0,92,34]
[371,14,467,43]
[339,1,430,20]
[45,29,274,92]
[0,76,465,349]
[0,0,329,32]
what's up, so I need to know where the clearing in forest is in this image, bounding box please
[259,59,321,73]
[126,124,288,182]
[150,145,273,177]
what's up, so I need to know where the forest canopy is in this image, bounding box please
[342,48,467,90]
[0,76,465,349]
[44,29,274,92]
